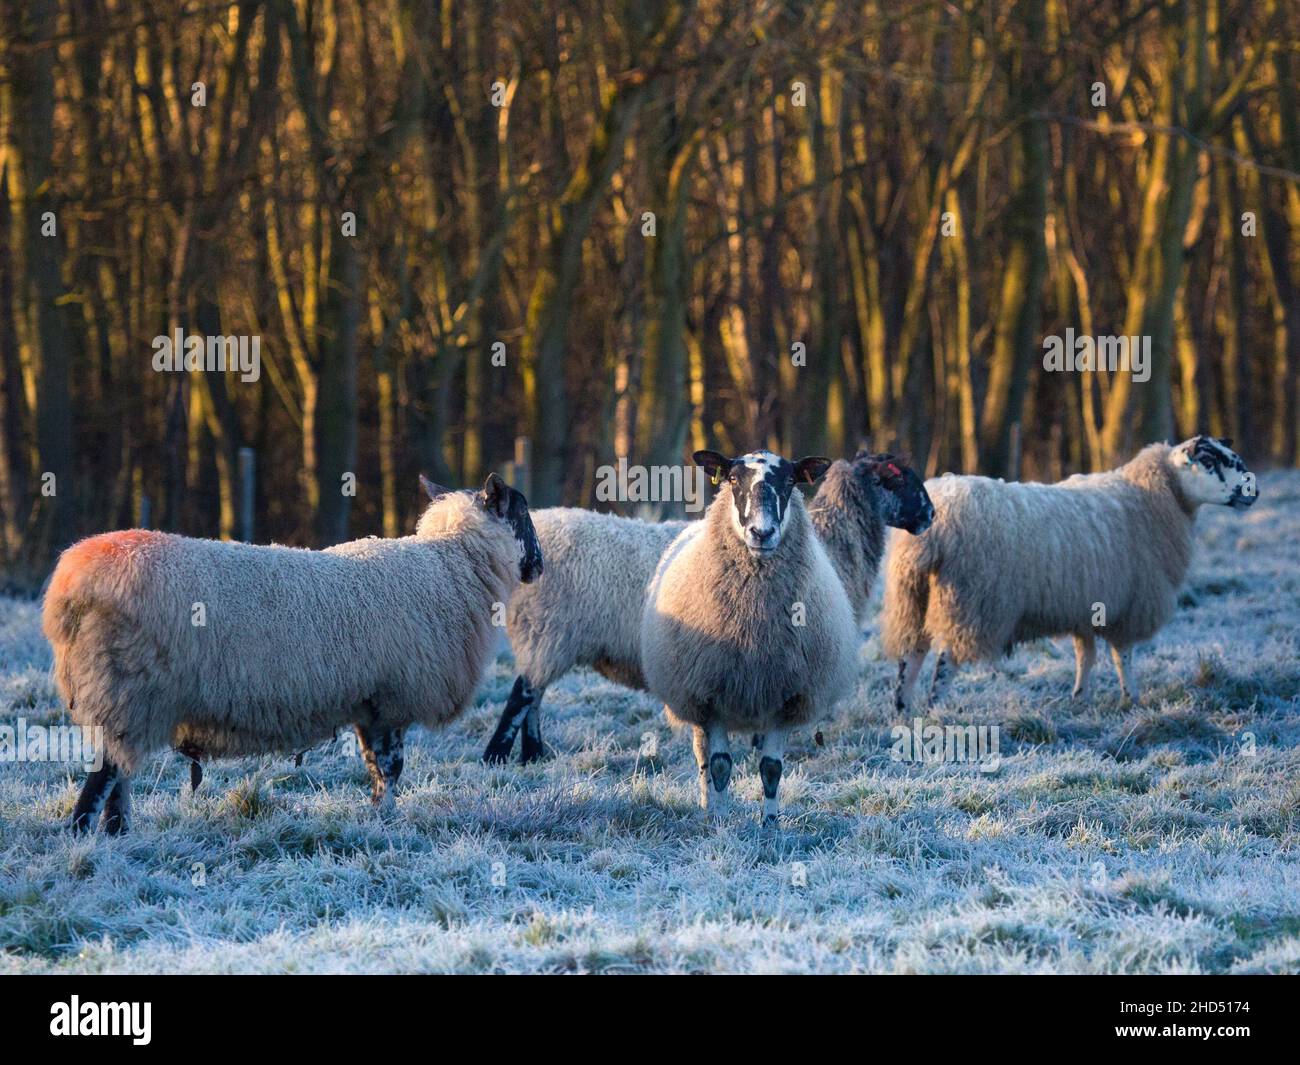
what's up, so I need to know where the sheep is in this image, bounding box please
[808,451,935,622]
[483,450,933,763]
[881,436,1257,711]
[639,450,861,826]
[43,473,543,833]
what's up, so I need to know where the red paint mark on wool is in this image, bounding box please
[48,529,167,602]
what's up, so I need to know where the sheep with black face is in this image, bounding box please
[44,473,543,833]
[483,448,933,764]
[640,450,859,826]
[882,436,1258,710]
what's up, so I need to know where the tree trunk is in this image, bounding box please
[524,79,643,505]
[979,113,1048,477]
[2,0,78,556]
[313,231,362,545]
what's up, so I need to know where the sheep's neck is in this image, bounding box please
[442,525,517,604]
[807,467,883,622]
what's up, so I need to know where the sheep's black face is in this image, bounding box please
[479,473,544,582]
[1172,436,1257,511]
[855,451,934,534]
[695,449,831,557]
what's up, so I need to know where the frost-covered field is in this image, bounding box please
[2,473,1298,974]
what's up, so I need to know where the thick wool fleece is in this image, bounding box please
[43,493,519,773]
[506,508,686,690]
[807,459,890,622]
[880,443,1195,663]
[506,459,889,693]
[640,487,858,732]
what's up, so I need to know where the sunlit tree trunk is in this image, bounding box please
[0,172,30,559]
[1,0,78,556]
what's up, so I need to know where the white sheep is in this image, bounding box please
[640,450,860,826]
[881,436,1257,711]
[484,451,933,763]
[43,474,543,832]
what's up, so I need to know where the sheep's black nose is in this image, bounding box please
[749,526,775,542]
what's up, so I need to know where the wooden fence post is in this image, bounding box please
[1007,422,1022,481]
[514,435,532,500]
[238,447,256,542]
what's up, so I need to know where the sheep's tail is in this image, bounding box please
[880,532,936,658]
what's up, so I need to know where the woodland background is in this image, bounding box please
[1,0,1297,578]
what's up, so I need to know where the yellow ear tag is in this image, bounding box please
[711,469,724,486]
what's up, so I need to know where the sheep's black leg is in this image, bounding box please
[355,724,406,810]
[929,651,954,704]
[177,741,203,791]
[758,728,788,829]
[70,760,120,833]
[519,693,546,765]
[101,775,132,835]
[483,677,536,764]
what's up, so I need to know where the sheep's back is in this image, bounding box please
[45,530,498,762]
[918,471,1190,657]
[507,508,686,687]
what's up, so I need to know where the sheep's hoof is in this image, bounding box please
[760,814,780,832]
[68,813,94,834]
[102,813,129,835]
[708,752,732,794]
[518,740,548,765]
[700,786,730,820]
[482,745,512,765]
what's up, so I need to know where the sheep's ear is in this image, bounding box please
[693,450,734,486]
[793,456,832,484]
[420,474,452,501]
[479,472,510,518]
[862,455,903,481]
[853,437,872,460]
[1219,437,1233,449]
